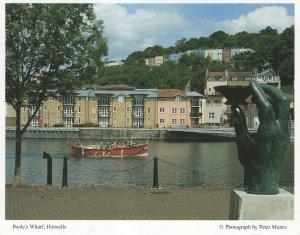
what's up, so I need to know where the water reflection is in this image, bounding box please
[5,139,294,188]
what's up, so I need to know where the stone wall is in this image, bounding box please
[79,128,166,140]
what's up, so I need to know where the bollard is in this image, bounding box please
[62,156,68,188]
[43,151,52,186]
[152,157,159,188]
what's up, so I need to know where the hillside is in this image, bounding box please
[95,26,294,92]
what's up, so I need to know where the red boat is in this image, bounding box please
[70,141,148,158]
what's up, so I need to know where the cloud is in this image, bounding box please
[94,4,294,61]
[94,4,188,61]
[217,6,294,34]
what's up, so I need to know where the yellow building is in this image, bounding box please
[19,85,203,129]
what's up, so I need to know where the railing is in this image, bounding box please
[42,152,244,189]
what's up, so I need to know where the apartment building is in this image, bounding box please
[18,84,203,129]
[203,69,281,127]
[145,56,167,66]
[156,84,203,128]
[167,48,251,65]
[203,71,228,125]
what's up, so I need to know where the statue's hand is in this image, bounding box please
[231,81,290,194]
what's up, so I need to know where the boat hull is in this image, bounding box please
[71,144,148,158]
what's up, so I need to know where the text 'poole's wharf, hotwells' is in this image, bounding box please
[13,224,67,230]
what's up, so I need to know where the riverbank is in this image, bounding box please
[5,185,294,220]
[5,127,238,140]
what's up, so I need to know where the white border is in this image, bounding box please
[1,1,299,235]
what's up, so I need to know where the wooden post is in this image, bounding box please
[153,157,159,188]
[43,151,52,186]
[62,156,68,188]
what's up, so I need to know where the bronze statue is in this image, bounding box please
[217,81,290,195]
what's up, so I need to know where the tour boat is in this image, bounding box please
[70,141,148,158]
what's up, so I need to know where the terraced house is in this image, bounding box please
[203,69,281,127]
[19,83,204,129]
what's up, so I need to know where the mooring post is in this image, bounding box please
[153,157,159,188]
[43,151,52,186]
[62,156,68,188]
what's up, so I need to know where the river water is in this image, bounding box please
[5,139,294,188]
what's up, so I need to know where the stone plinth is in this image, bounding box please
[229,188,294,220]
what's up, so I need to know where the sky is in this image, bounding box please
[94,3,295,61]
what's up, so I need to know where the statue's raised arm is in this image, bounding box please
[231,81,290,195]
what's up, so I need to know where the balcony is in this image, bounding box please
[99,113,109,117]
[191,102,200,107]
[190,112,202,118]
[63,112,75,117]
[133,113,144,118]
[98,102,110,106]
[132,101,144,107]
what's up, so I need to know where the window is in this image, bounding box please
[172,119,177,125]
[78,107,81,113]
[29,106,36,115]
[99,96,110,105]
[133,95,144,105]
[147,118,151,125]
[133,107,143,117]
[160,108,165,113]
[78,97,81,101]
[78,118,81,124]
[209,112,215,118]
[44,106,47,111]
[126,118,130,123]
[175,96,182,102]
[113,107,117,112]
[118,95,125,102]
[49,96,54,101]
[57,106,60,111]
[92,97,96,102]
[23,107,26,112]
[172,108,177,114]
[126,107,130,112]
[160,98,166,102]
[100,107,108,116]
[180,108,185,114]
[99,118,108,127]
[160,119,164,124]
[64,106,74,116]
[147,108,151,114]
[64,117,74,126]
[64,95,74,104]
[180,119,185,125]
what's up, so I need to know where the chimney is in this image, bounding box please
[185,80,191,93]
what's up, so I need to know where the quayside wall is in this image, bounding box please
[5,127,166,140]
[5,127,235,141]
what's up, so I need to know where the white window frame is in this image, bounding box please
[209,112,215,118]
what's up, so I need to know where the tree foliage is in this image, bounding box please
[99,25,294,91]
[6,3,108,185]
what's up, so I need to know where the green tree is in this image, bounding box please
[271,25,294,85]
[6,4,108,186]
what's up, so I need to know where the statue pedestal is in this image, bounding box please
[229,188,294,220]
